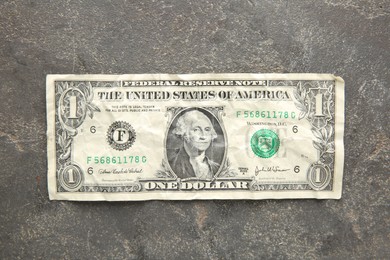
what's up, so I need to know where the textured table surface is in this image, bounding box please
[0,1,389,259]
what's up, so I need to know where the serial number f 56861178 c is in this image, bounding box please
[236,110,296,119]
[87,156,147,164]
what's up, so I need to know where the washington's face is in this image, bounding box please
[185,116,213,151]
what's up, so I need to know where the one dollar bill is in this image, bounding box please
[47,74,345,200]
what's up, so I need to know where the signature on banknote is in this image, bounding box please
[254,166,290,176]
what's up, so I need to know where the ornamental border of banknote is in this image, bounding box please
[47,74,345,200]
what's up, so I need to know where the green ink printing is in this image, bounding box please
[250,129,280,158]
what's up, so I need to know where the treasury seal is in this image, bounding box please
[250,129,280,158]
[107,121,136,151]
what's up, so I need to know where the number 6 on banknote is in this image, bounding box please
[47,74,344,200]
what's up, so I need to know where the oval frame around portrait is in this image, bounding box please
[165,107,226,179]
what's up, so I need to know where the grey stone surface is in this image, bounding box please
[0,0,389,259]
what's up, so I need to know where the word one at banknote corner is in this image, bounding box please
[46,74,345,201]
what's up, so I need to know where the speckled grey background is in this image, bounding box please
[0,0,389,259]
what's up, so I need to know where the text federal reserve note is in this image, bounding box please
[47,74,344,200]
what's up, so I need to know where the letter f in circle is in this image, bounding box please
[116,130,127,141]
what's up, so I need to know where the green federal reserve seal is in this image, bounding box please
[250,129,280,158]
